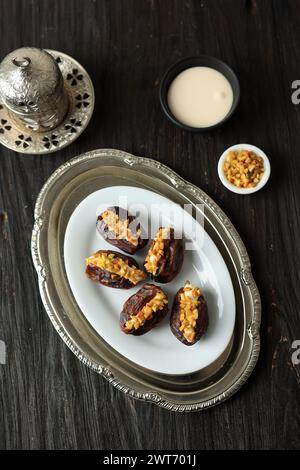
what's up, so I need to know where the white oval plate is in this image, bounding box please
[64,185,235,375]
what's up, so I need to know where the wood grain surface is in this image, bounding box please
[0,0,300,450]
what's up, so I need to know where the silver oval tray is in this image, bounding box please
[31,149,261,412]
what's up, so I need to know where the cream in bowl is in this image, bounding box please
[167,67,234,128]
[159,56,240,131]
[218,144,271,194]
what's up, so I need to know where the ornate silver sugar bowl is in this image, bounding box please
[0,47,94,154]
[0,47,69,132]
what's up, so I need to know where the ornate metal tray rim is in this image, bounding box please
[31,148,261,412]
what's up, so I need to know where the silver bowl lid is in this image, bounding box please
[0,47,63,112]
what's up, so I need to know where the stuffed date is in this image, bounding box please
[120,283,169,335]
[170,282,208,346]
[96,206,148,254]
[144,227,183,283]
[85,250,146,289]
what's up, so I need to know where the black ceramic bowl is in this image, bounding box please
[159,56,240,132]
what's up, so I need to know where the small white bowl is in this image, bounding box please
[217,143,271,194]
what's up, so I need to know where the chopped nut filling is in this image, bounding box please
[223,149,264,189]
[86,252,146,285]
[125,291,168,330]
[144,227,170,275]
[179,282,202,343]
[101,209,141,246]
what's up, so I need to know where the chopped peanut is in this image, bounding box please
[86,252,146,285]
[144,227,170,275]
[101,210,141,246]
[179,282,202,343]
[125,291,168,330]
[223,149,264,189]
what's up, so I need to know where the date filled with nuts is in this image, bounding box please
[96,206,148,254]
[120,283,169,335]
[85,250,146,289]
[144,227,183,283]
[170,282,208,346]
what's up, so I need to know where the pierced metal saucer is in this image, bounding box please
[0,50,94,154]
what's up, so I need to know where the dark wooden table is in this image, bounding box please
[0,0,299,450]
